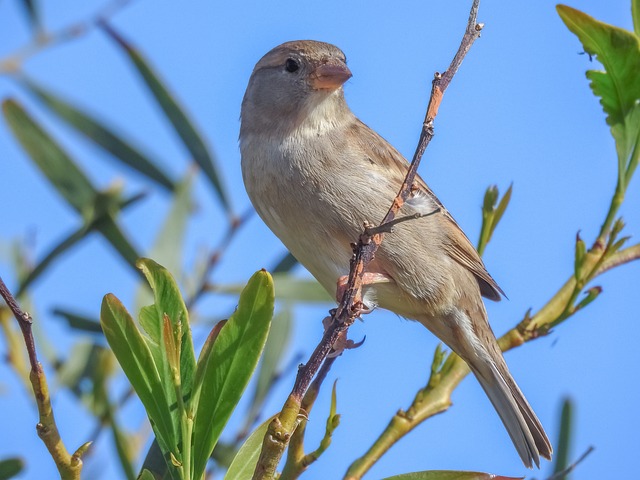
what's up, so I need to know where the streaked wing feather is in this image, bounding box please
[356,119,505,301]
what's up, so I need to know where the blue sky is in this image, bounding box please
[1,0,638,479]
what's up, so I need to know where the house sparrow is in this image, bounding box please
[240,40,552,468]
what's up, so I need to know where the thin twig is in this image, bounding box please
[0,275,86,480]
[364,208,441,236]
[252,1,484,478]
[545,446,594,480]
[186,207,253,309]
[0,0,134,74]
[280,357,337,480]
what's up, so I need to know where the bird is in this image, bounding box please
[239,40,552,468]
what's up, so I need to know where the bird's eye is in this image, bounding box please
[285,58,300,73]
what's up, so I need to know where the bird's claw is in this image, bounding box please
[328,333,366,358]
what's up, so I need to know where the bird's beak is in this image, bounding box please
[309,62,352,91]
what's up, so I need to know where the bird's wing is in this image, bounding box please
[354,119,505,301]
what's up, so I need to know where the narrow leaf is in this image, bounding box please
[302,380,340,462]
[17,192,146,296]
[478,184,511,256]
[17,226,87,296]
[95,215,142,271]
[53,308,102,333]
[493,183,512,229]
[100,294,177,456]
[136,174,193,316]
[100,23,231,212]
[192,270,274,480]
[633,0,640,37]
[382,472,523,480]
[138,470,156,480]
[192,320,227,405]
[137,258,196,407]
[574,232,587,279]
[109,414,137,480]
[21,77,175,191]
[271,251,298,274]
[147,174,192,275]
[574,286,602,311]
[3,99,143,278]
[554,398,574,476]
[243,308,292,429]
[139,440,175,480]
[55,342,99,396]
[2,98,96,212]
[224,416,275,480]
[0,457,24,479]
[216,274,332,304]
[19,0,41,34]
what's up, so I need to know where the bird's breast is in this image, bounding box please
[241,131,364,291]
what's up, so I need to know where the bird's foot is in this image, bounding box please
[322,314,366,358]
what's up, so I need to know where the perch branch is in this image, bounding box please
[251,1,484,478]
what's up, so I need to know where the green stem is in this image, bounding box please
[253,396,303,479]
[623,129,640,190]
[598,184,625,242]
[344,243,640,479]
[172,376,191,480]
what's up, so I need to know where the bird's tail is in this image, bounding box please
[468,358,553,468]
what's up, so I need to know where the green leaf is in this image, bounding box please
[95,214,142,272]
[16,191,145,296]
[139,440,174,480]
[477,184,512,256]
[2,98,96,212]
[17,226,87,297]
[109,413,137,480]
[100,23,231,213]
[21,77,175,191]
[192,320,227,405]
[557,5,640,188]
[243,308,292,431]
[138,470,157,480]
[100,294,177,459]
[271,251,298,274]
[192,270,274,480]
[0,457,24,480]
[216,274,332,304]
[554,398,574,477]
[574,286,602,312]
[146,174,192,276]
[3,98,144,279]
[633,0,640,37]
[16,191,144,296]
[224,416,275,480]
[574,232,587,280]
[19,0,41,34]
[53,308,102,333]
[382,472,523,480]
[303,380,340,462]
[493,183,512,230]
[135,175,193,312]
[137,258,196,410]
[56,342,103,399]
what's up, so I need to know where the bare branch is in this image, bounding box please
[0,275,86,479]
